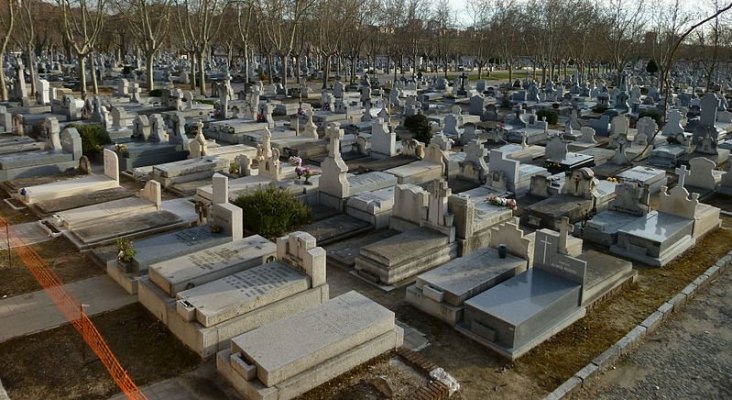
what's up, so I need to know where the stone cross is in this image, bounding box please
[301,109,318,139]
[700,92,719,127]
[538,234,555,266]
[675,165,690,188]
[257,127,273,160]
[325,122,343,158]
[464,140,488,163]
[426,179,452,227]
[558,217,573,255]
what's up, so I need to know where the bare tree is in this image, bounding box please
[175,0,225,96]
[0,0,17,101]
[115,0,173,92]
[58,0,108,98]
[259,0,316,88]
[492,0,519,83]
[313,0,343,88]
[342,0,378,84]
[649,0,694,82]
[604,0,647,85]
[14,0,39,96]
[235,0,256,84]
[466,0,494,80]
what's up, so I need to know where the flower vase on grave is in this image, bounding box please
[498,244,508,259]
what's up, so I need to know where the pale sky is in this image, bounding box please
[443,0,720,28]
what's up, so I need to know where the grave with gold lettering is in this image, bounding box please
[137,231,329,358]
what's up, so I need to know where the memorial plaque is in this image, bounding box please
[177,262,309,327]
[149,235,276,296]
[231,291,395,387]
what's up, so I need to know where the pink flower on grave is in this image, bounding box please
[487,195,518,211]
[288,156,303,166]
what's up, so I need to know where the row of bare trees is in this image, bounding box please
[1,0,732,101]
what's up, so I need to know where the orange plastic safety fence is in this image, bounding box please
[0,218,147,400]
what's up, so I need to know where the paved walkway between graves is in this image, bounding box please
[571,266,732,400]
[108,360,240,400]
[0,275,137,343]
[0,221,53,249]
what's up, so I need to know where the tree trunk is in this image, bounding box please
[267,53,273,84]
[91,55,99,95]
[191,52,197,91]
[198,51,206,96]
[145,52,154,92]
[295,54,301,84]
[542,66,547,85]
[508,64,513,83]
[282,53,288,88]
[26,50,36,96]
[322,54,330,89]
[79,55,88,99]
[350,57,356,84]
[244,42,250,84]
[392,56,398,83]
[0,66,7,101]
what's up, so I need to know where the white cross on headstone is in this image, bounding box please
[325,122,343,158]
[464,140,487,161]
[676,164,690,188]
[558,217,573,255]
[539,235,553,266]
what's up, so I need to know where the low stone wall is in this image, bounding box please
[0,378,10,400]
[543,249,732,400]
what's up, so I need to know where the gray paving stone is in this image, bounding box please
[640,311,664,332]
[704,265,721,278]
[692,274,711,289]
[657,302,674,321]
[544,377,582,400]
[575,363,599,386]
[592,344,622,368]
[616,326,646,354]
[0,378,9,400]
[669,292,688,311]
[681,282,698,297]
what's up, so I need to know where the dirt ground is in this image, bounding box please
[301,355,429,400]
[0,303,200,400]
[1,165,730,400]
[0,193,104,298]
[324,216,732,400]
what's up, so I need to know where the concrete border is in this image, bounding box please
[0,378,9,400]
[542,249,732,400]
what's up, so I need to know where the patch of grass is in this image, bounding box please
[0,303,200,400]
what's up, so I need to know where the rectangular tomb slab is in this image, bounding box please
[416,247,527,307]
[56,197,156,229]
[231,290,395,387]
[465,268,581,327]
[149,235,276,296]
[133,225,231,272]
[616,210,692,249]
[177,261,309,327]
[360,228,450,268]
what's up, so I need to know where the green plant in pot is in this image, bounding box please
[116,237,136,264]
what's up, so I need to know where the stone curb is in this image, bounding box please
[0,378,9,400]
[542,249,732,400]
